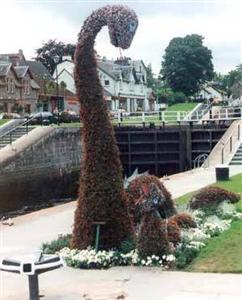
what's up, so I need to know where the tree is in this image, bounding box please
[224,65,242,98]
[161,34,214,96]
[146,64,155,88]
[36,40,76,75]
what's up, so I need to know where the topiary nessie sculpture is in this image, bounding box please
[71,5,138,250]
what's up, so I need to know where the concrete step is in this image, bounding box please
[231,158,242,162]
[230,161,242,165]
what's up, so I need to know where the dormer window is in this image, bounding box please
[104,80,110,86]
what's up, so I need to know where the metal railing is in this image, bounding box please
[203,107,242,121]
[0,116,36,147]
[113,110,189,126]
[221,122,241,164]
[111,106,242,126]
[193,153,209,169]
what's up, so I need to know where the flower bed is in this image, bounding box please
[42,201,242,270]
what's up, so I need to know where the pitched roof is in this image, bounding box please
[30,79,40,90]
[19,60,53,80]
[14,66,29,78]
[0,61,11,76]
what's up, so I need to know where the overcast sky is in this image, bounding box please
[1,0,241,76]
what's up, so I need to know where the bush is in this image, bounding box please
[162,219,181,245]
[42,234,71,254]
[175,243,200,269]
[126,175,177,224]
[189,186,240,211]
[172,92,188,104]
[169,213,197,229]
[137,211,170,259]
[119,237,136,254]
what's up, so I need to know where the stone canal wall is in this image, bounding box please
[0,127,81,213]
[0,124,229,214]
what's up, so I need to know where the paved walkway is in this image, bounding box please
[0,165,241,299]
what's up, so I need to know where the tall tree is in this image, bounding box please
[146,64,155,88]
[36,40,76,75]
[161,34,214,96]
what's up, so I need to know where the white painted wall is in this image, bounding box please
[54,59,151,112]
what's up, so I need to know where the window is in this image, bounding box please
[10,79,14,93]
[104,80,110,86]
[27,80,30,95]
[6,78,10,93]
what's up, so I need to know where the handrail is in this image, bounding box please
[221,122,241,164]
[0,116,37,140]
[0,116,36,146]
[193,153,209,169]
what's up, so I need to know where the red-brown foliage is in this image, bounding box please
[137,211,170,258]
[189,186,240,210]
[126,175,177,224]
[161,219,181,246]
[169,213,197,229]
[71,7,134,250]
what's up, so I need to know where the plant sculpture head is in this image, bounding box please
[107,5,138,49]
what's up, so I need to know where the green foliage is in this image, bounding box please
[156,87,173,104]
[146,63,156,88]
[157,87,188,105]
[161,34,214,96]
[119,237,136,254]
[36,39,75,75]
[175,243,200,269]
[41,234,71,254]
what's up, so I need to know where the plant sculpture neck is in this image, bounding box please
[72,6,134,250]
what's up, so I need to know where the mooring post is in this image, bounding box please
[28,275,39,300]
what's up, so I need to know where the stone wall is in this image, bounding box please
[0,128,81,213]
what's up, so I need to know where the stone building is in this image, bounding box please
[0,61,40,114]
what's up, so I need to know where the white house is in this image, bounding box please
[54,56,151,113]
[197,83,225,103]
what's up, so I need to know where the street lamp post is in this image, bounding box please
[53,55,60,126]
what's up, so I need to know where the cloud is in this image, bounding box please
[1,0,241,76]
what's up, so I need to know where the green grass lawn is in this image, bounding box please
[0,119,9,126]
[175,173,242,273]
[186,220,242,273]
[166,102,198,112]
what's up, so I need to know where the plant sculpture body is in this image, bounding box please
[72,5,138,250]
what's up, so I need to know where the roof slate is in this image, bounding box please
[19,60,53,80]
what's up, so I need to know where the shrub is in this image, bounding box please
[189,186,240,210]
[119,237,136,254]
[126,175,177,224]
[42,234,71,254]
[137,211,170,259]
[161,219,181,245]
[169,213,197,229]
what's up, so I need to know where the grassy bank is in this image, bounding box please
[187,219,242,273]
[166,102,198,112]
[175,173,242,273]
[0,119,9,126]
